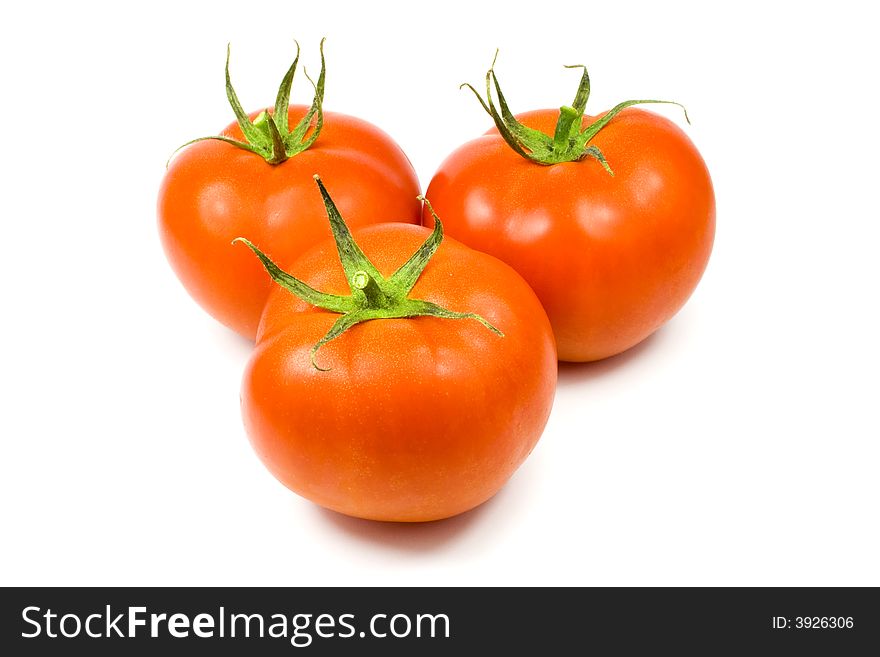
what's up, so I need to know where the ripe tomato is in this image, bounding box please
[239,178,557,522]
[424,62,715,362]
[157,44,420,339]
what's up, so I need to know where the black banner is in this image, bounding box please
[1,587,877,654]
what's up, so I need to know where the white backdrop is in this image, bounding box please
[1,0,877,586]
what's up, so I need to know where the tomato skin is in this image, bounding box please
[157,106,421,340]
[241,224,557,522]
[424,108,715,362]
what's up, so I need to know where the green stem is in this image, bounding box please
[167,40,327,167]
[351,271,388,308]
[462,53,690,169]
[253,111,289,164]
[552,105,580,151]
[235,177,503,370]
[252,111,271,139]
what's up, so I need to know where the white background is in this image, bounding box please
[1,1,877,586]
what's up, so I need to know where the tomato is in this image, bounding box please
[424,62,715,362]
[157,44,420,339]
[238,177,557,522]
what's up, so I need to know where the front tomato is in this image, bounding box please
[425,60,715,362]
[238,178,557,522]
[158,42,420,340]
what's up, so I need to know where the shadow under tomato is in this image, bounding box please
[313,485,511,554]
[556,326,669,386]
[205,318,255,357]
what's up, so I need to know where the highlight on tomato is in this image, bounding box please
[158,41,421,340]
[235,176,557,522]
[424,54,715,362]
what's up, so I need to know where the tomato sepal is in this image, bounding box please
[167,39,327,167]
[235,176,503,371]
[462,52,690,170]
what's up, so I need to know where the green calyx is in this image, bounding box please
[462,52,690,172]
[234,176,503,371]
[169,39,327,166]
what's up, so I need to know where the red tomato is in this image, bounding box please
[239,179,557,522]
[424,64,715,362]
[157,46,420,339]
